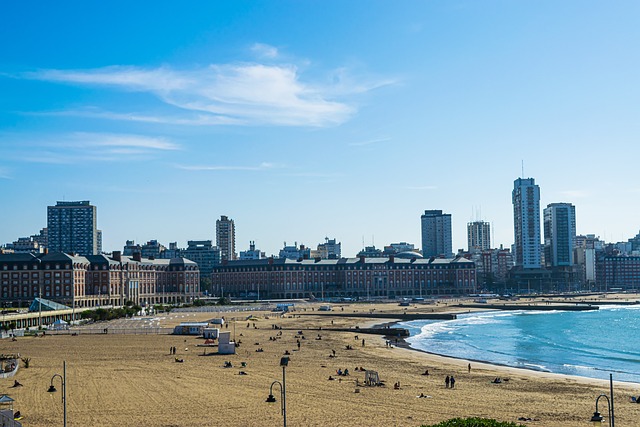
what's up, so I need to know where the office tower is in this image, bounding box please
[421,210,452,258]
[47,200,99,256]
[216,215,236,261]
[544,203,576,267]
[512,178,541,269]
[467,221,491,253]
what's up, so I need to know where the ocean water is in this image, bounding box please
[402,305,640,383]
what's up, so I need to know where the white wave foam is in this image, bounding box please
[563,364,596,371]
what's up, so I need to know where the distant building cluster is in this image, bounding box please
[5,179,640,308]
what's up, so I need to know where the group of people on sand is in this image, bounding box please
[445,375,456,388]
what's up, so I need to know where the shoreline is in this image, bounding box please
[374,312,640,388]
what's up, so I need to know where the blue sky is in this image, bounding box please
[2,1,640,256]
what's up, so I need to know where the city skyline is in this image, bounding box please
[2,2,640,256]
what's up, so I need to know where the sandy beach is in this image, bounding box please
[2,300,640,427]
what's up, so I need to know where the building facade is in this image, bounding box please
[216,215,236,261]
[212,256,476,299]
[181,240,221,278]
[316,238,341,259]
[467,221,491,253]
[0,251,199,307]
[512,178,542,269]
[239,241,265,260]
[47,201,100,256]
[596,255,640,292]
[543,203,576,267]
[421,210,452,258]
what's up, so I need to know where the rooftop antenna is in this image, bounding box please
[521,160,525,178]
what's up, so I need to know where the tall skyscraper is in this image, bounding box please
[543,203,576,267]
[467,221,491,253]
[47,200,99,256]
[512,178,541,269]
[421,210,452,258]
[216,215,236,261]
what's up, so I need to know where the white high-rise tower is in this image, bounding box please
[512,178,541,269]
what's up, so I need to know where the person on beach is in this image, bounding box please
[468,363,471,373]
[450,376,456,388]
[445,376,450,388]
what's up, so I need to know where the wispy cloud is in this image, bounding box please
[176,162,277,172]
[251,43,279,59]
[406,185,438,191]
[2,132,179,164]
[31,108,242,126]
[18,59,393,127]
[348,137,391,147]
[0,166,12,179]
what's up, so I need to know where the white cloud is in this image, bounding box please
[406,185,438,191]
[251,43,279,59]
[0,166,11,179]
[348,137,391,147]
[22,60,393,127]
[2,132,179,164]
[176,162,277,172]
[31,108,241,126]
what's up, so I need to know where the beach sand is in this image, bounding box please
[2,301,639,426]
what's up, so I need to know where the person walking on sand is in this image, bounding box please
[450,376,456,388]
[445,376,450,388]
[468,363,471,373]
[362,338,365,347]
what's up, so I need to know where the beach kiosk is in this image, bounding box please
[173,322,209,336]
[203,328,219,340]
[217,331,236,355]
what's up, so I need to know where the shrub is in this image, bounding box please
[421,418,526,427]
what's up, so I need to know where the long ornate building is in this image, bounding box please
[0,251,199,308]
[211,255,476,299]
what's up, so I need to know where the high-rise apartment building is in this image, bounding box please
[421,210,452,258]
[512,178,541,269]
[543,203,576,267]
[216,215,236,261]
[467,221,491,253]
[47,201,100,256]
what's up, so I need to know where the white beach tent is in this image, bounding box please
[51,319,69,330]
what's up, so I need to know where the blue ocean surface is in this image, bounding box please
[402,305,640,383]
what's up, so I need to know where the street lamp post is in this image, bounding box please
[266,356,289,427]
[47,360,67,427]
[589,373,615,427]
